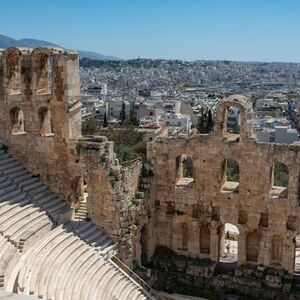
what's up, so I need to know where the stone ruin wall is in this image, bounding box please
[0,47,144,265]
[2,46,297,277]
[146,95,300,275]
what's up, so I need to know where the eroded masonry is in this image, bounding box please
[146,96,300,274]
[0,47,300,299]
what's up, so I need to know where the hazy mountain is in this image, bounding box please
[18,38,58,48]
[0,34,120,61]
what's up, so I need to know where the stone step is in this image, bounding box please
[0,203,35,226]
[2,209,43,238]
[19,177,40,188]
[13,172,32,183]
[47,201,68,214]
[0,161,19,170]
[54,248,94,300]
[74,259,109,300]
[4,165,24,175]
[5,211,45,243]
[31,190,54,203]
[26,231,73,295]
[0,184,17,197]
[10,214,50,246]
[28,185,47,196]
[0,188,24,202]
[0,157,15,166]
[0,153,10,160]
[45,242,86,300]
[36,234,80,297]
[18,226,65,291]
[0,180,12,190]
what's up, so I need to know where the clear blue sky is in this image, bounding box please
[1,0,300,62]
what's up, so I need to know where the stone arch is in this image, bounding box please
[5,48,21,95]
[33,50,51,95]
[246,230,260,262]
[271,235,282,263]
[219,223,239,264]
[270,161,289,199]
[38,107,52,135]
[214,95,252,141]
[10,107,25,134]
[200,224,210,254]
[181,223,189,250]
[68,175,85,206]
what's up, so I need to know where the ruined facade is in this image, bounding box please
[0,47,142,266]
[1,46,300,299]
[144,95,300,275]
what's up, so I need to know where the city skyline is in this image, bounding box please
[1,0,300,63]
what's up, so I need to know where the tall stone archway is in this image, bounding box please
[246,231,260,262]
[200,224,210,254]
[141,224,148,265]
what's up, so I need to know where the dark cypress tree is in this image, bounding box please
[129,102,138,126]
[119,102,126,125]
[206,109,214,132]
[197,111,208,133]
[103,112,108,127]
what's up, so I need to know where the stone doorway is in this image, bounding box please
[219,223,239,264]
[294,234,300,277]
[141,224,148,266]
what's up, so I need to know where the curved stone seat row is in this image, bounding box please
[14,226,149,300]
[0,149,151,299]
[0,149,72,226]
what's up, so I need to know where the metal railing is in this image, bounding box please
[111,255,161,299]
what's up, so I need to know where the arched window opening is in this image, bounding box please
[270,161,288,199]
[6,51,21,95]
[39,107,53,136]
[221,158,239,193]
[10,107,25,134]
[219,223,239,265]
[271,235,282,264]
[200,224,210,254]
[224,106,240,143]
[36,53,51,95]
[246,231,260,262]
[176,154,194,186]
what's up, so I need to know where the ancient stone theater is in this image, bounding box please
[0,47,299,299]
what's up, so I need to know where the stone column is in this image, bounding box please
[191,219,199,257]
[282,234,296,274]
[259,230,270,266]
[210,222,220,261]
[238,228,247,265]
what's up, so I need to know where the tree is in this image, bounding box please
[197,109,208,133]
[119,102,126,125]
[197,109,214,134]
[128,102,139,126]
[103,112,108,127]
[206,110,214,132]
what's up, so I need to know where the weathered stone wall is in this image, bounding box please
[147,95,300,274]
[0,48,140,264]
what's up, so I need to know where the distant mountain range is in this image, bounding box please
[0,34,120,61]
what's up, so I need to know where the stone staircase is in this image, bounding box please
[74,199,87,221]
[0,148,152,299]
